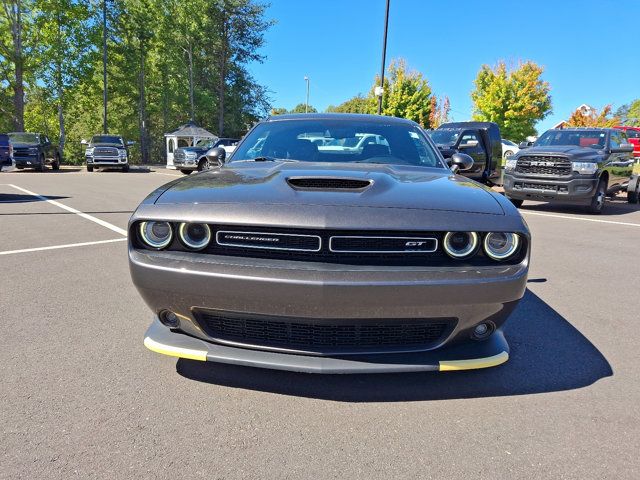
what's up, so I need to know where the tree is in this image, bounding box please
[326,95,368,113]
[471,60,552,141]
[429,95,450,128]
[290,103,316,113]
[615,99,640,126]
[566,104,619,127]
[270,107,287,115]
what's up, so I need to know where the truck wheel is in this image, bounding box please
[36,155,46,172]
[197,158,211,172]
[627,177,639,204]
[122,164,130,173]
[180,169,192,175]
[586,179,606,214]
[508,198,524,208]
[52,155,60,170]
[86,165,93,172]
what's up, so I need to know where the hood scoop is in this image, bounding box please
[286,177,372,191]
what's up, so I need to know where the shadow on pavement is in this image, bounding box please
[520,198,639,217]
[0,193,69,203]
[91,166,152,173]
[176,290,612,402]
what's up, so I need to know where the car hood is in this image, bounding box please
[177,146,208,153]
[155,161,505,215]
[10,142,38,148]
[91,143,123,147]
[520,145,602,159]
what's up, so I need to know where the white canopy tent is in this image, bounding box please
[164,121,217,169]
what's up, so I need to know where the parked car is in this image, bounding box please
[504,127,638,211]
[429,121,503,185]
[0,133,14,171]
[501,139,519,159]
[614,126,640,158]
[7,132,61,171]
[83,134,133,172]
[173,137,239,174]
[131,113,530,374]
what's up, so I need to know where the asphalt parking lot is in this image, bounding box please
[1,167,639,479]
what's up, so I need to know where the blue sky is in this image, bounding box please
[249,0,640,134]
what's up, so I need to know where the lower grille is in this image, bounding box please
[515,156,572,176]
[194,310,455,354]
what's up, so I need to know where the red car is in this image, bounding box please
[614,126,640,157]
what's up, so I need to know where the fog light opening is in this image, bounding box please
[472,322,495,340]
[159,310,180,328]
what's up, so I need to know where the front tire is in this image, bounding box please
[122,164,130,173]
[197,157,211,172]
[86,165,93,172]
[627,177,639,204]
[52,155,60,170]
[36,155,46,172]
[508,197,524,208]
[587,178,607,214]
[180,169,193,175]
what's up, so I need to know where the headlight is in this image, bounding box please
[505,159,517,171]
[139,221,173,249]
[85,147,94,156]
[483,232,520,261]
[118,149,127,158]
[572,162,598,175]
[443,232,479,259]
[178,223,211,250]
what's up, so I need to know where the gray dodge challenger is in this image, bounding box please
[129,114,530,373]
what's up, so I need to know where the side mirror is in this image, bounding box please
[458,140,479,149]
[449,153,474,173]
[205,146,226,166]
[518,141,532,149]
[81,139,88,145]
[613,143,635,153]
[126,141,136,147]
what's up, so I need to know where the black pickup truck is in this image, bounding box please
[8,132,61,171]
[173,137,239,174]
[429,121,503,185]
[503,128,637,213]
[0,134,13,171]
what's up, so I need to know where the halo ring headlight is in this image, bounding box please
[139,221,173,249]
[178,222,211,250]
[483,232,520,261]
[443,231,479,259]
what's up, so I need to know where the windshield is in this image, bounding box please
[535,130,607,148]
[429,129,460,145]
[232,119,445,168]
[195,138,216,148]
[91,135,122,145]
[8,132,39,143]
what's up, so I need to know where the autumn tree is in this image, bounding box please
[566,104,619,127]
[429,95,450,128]
[471,60,552,141]
[615,99,640,126]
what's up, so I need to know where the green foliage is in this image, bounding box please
[2,0,272,164]
[615,99,640,126]
[325,59,434,127]
[471,60,552,141]
[289,103,316,113]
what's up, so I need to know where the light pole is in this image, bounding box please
[377,0,390,115]
[102,0,108,133]
[304,76,310,113]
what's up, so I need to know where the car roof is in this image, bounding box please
[549,128,613,132]
[92,133,123,137]
[264,113,417,126]
[614,125,640,131]
[8,131,41,135]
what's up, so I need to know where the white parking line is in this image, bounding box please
[0,238,126,256]
[521,210,640,227]
[7,184,128,236]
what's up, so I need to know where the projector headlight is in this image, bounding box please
[443,232,479,259]
[572,162,598,175]
[178,223,211,250]
[483,232,520,261]
[139,221,173,249]
[504,159,517,171]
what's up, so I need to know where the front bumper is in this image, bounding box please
[86,156,128,166]
[130,247,527,372]
[144,317,509,373]
[173,159,198,169]
[15,156,38,167]
[503,173,597,204]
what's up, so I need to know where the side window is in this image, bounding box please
[460,132,478,144]
[609,132,620,149]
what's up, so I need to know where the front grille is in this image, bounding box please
[194,309,455,354]
[174,150,186,161]
[14,148,32,157]
[515,156,572,176]
[287,177,372,190]
[94,147,118,157]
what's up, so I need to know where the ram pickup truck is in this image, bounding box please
[8,132,61,171]
[83,134,133,172]
[503,127,638,212]
[0,134,13,171]
[174,137,239,174]
[429,121,503,185]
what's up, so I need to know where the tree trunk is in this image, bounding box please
[138,43,148,164]
[188,42,194,122]
[55,16,64,154]
[12,0,24,131]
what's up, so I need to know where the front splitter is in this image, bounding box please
[143,317,509,374]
